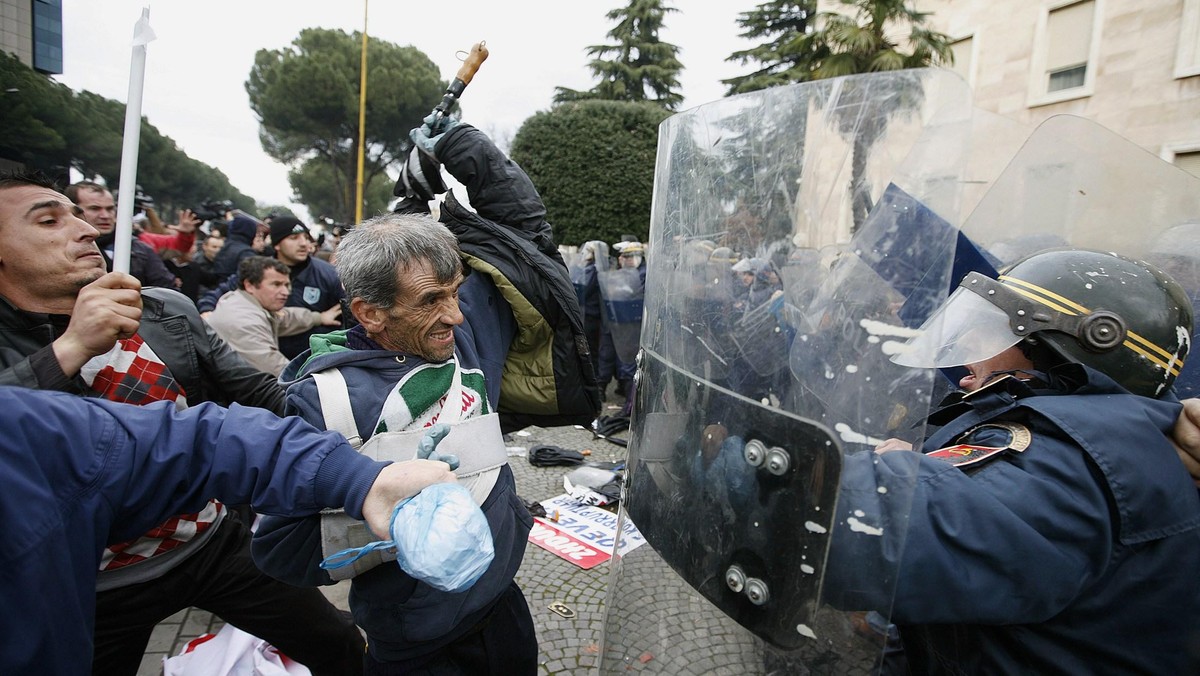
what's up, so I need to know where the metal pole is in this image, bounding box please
[114,7,155,273]
[354,0,368,224]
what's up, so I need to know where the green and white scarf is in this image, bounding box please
[373,357,489,434]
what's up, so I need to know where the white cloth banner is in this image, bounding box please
[162,624,311,676]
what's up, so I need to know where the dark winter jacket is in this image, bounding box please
[0,287,285,411]
[253,309,528,662]
[211,216,259,279]
[437,124,601,430]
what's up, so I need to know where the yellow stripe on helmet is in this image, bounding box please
[999,275,1182,375]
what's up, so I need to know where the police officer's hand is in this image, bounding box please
[52,272,143,378]
[1172,398,1200,486]
[361,459,458,540]
[874,438,914,454]
[416,423,460,470]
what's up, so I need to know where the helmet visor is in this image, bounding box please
[890,285,1021,368]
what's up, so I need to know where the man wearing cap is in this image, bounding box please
[201,216,345,359]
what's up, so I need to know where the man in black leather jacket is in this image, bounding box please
[0,171,365,676]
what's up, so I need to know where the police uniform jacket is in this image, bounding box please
[827,365,1200,673]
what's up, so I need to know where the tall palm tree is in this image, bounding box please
[800,0,954,231]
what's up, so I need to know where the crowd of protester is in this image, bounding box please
[3,105,1200,676]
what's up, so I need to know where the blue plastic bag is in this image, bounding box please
[320,482,495,593]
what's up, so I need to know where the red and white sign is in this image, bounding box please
[528,519,610,569]
[527,494,647,569]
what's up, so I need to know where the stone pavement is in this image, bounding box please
[137,401,631,676]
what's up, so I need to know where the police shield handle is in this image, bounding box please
[434,42,489,120]
[360,459,458,540]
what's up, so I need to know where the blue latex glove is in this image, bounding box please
[416,422,460,470]
[409,112,461,160]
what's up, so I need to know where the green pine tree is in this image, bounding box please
[554,0,684,111]
[724,1,819,95]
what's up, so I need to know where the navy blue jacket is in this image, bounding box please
[827,366,1200,673]
[252,275,528,662]
[0,388,387,674]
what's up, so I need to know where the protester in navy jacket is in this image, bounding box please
[0,386,455,675]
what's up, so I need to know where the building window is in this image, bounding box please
[1047,64,1086,92]
[1044,1,1093,91]
[1029,0,1101,106]
[948,35,975,86]
[1174,151,1200,179]
[1177,0,1200,78]
[32,0,63,75]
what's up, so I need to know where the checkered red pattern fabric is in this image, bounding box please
[81,333,226,572]
[81,333,188,409]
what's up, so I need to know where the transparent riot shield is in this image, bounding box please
[600,69,978,674]
[567,240,610,318]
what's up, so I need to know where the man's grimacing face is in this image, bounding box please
[0,185,106,303]
[372,259,465,362]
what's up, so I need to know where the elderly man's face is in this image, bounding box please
[73,188,117,235]
[374,260,465,362]
[0,185,106,306]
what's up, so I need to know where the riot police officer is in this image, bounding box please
[827,248,1199,673]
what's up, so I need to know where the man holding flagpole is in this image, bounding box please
[0,171,367,675]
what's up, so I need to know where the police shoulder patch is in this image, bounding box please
[927,422,1033,469]
[927,443,1009,468]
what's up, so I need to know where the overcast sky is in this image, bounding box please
[54,1,761,221]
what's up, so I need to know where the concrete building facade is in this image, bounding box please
[907,0,1200,174]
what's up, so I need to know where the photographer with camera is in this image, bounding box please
[65,181,177,288]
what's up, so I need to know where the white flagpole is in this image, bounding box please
[112,7,156,274]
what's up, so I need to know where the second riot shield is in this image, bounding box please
[599,265,645,364]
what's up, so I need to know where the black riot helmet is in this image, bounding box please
[894,248,1193,398]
